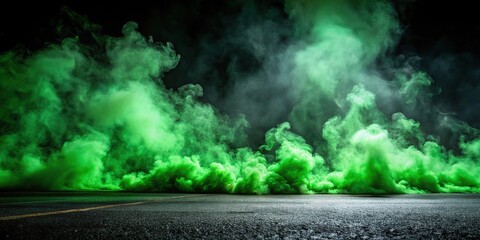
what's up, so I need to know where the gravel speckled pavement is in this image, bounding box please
[0,192,479,239]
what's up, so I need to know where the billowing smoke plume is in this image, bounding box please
[0,0,479,193]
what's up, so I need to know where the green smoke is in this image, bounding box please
[0,1,479,194]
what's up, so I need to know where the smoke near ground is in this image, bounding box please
[0,0,479,193]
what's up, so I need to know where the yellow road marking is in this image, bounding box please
[0,195,207,221]
[0,198,96,206]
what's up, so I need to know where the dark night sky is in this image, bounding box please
[1,0,479,130]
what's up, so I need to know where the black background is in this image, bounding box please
[1,0,479,129]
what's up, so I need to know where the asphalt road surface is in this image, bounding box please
[0,192,479,239]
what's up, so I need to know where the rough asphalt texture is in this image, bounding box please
[0,193,479,239]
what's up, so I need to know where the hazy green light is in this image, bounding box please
[0,1,478,194]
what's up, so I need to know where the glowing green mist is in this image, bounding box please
[0,1,479,194]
